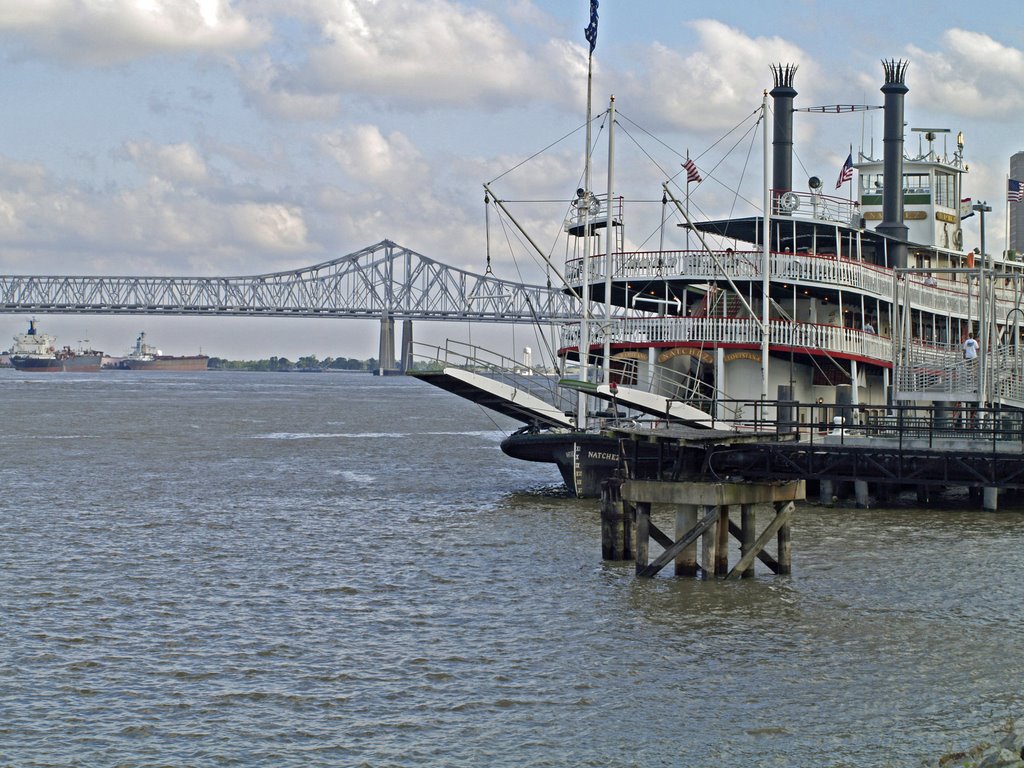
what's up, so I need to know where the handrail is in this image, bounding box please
[560,316,894,364]
[565,247,1011,322]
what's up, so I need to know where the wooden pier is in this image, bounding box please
[597,401,1024,578]
[601,476,804,579]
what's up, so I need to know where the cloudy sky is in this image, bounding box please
[0,0,1022,360]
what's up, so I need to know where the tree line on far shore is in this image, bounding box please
[206,355,442,372]
[207,355,378,372]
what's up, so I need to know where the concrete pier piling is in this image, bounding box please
[620,480,804,579]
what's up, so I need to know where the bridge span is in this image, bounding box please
[0,240,579,371]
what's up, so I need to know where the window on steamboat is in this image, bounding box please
[903,173,930,201]
[934,171,955,208]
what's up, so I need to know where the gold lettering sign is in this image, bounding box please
[724,351,762,363]
[612,351,647,361]
[657,347,714,364]
[935,211,956,223]
[861,211,927,221]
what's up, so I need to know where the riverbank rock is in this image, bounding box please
[926,717,1024,768]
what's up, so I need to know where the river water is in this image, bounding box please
[2,369,1022,767]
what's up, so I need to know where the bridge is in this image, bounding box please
[0,240,579,371]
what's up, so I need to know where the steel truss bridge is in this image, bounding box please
[0,240,579,370]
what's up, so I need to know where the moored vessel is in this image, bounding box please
[116,332,208,371]
[8,319,103,372]
[412,43,1024,496]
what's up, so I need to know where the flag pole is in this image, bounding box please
[576,0,599,420]
[847,143,854,203]
[1006,174,1011,260]
[685,149,691,252]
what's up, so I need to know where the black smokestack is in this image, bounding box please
[770,64,798,206]
[876,59,909,268]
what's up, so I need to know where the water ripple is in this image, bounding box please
[1,372,1021,766]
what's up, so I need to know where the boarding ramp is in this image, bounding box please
[893,339,980,403]
[558,367,730,431]
[895,338,1024,408]
[991,344,1024,409]
[408,340,576,428]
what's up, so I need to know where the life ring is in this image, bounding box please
[953,228,963,249]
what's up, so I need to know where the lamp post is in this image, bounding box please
[973,201,992,268]
[971,200,993,405]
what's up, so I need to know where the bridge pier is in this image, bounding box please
[378,313,395,375]
[400,319,413,373]
[377,315,413,374]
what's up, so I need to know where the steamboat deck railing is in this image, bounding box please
[560,316,895,364]
[566,248,1008,322]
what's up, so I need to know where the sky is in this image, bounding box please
[0,0,1022,361]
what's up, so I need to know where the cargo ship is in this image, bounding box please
[115,332,209,371]
[9,319,103,372]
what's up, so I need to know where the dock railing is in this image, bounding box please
[699,398,1024,451]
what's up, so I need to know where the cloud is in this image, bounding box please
[620,20,813,133]
[236,52,341,121]
[0,146,311,276]
[904,29,1024,118]
[120,141,210,185]
[316,124,429,190]
[0,0,268,65]
[227,202,308,254]
[238,0,575,117]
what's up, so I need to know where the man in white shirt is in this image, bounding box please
[963,332,979,360]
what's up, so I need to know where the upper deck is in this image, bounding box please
[565,246,1008,322]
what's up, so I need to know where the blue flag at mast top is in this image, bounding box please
[585,0,599,54]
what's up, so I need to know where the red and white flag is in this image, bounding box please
[683,158,702,184]
[835,153,854,189]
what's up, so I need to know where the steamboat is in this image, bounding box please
[412,59,1024,496]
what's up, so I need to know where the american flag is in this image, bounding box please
[584,0,599,54]
[1009,178,1023,203]
[835,153,854,189]
[683,158,702,184]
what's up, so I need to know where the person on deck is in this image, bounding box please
[963,332,979,360]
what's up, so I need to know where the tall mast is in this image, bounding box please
[577,0,599,427]
[761,89,771,405]
[603,95,615,385]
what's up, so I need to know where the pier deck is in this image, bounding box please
[604,402,1024,510]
